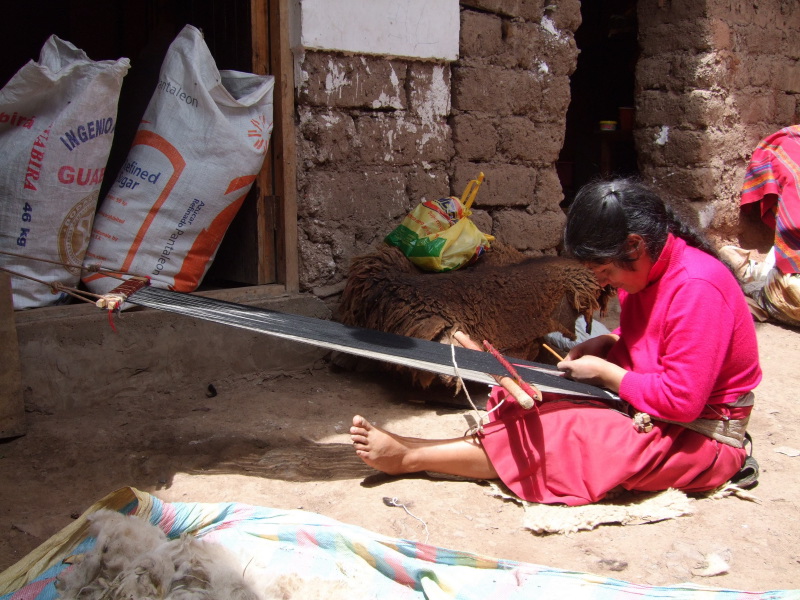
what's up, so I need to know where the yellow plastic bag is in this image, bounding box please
[385,173,494,272]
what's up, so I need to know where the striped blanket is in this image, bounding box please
[741,125,800,274]
[1,487,797,600]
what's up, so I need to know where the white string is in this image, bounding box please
[449,342,504,435]
[484,396,506,418]
[450,343,478,409]
[384,497,430,543]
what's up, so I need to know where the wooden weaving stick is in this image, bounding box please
[453,331,539,410]
[541,343,566,362]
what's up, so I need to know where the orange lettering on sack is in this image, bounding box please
[225,175,258,195]
[172,175,257,291]
[120,130,186,273]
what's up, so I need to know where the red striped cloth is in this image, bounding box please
[741,125,800,274]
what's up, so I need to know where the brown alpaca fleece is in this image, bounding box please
[335,242,609,388]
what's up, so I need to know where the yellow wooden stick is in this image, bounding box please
[541,343,565,362]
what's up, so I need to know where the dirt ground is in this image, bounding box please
[1,317,800,593]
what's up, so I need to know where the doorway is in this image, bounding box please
[557,0,639,208]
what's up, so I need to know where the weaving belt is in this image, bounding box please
[653,392,755,448]
[125,286,617,401]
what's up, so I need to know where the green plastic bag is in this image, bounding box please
[385,174,493,272]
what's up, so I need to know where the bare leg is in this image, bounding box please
[350,415,499,480]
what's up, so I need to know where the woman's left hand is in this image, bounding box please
[557,355,627,392]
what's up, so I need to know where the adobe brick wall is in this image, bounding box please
[453,0,579,252]
[295,54,455,296]
[294,0,800,299]
[294,1,581,298]
[636,0,800,250]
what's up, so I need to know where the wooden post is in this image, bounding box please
[0,271,25,439]
[250,0,277,284]
[269,0,300,293]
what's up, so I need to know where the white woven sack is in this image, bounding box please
[0,36,129,309]
[83,25,274,295]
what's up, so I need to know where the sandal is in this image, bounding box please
[730,433,759,489]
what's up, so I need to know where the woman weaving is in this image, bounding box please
[350,178,762,506]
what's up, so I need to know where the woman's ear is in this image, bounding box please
[625,234,646,259]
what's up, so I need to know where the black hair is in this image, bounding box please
[563,177,718,267]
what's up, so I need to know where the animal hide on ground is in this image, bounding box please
[55,510,363,600]
[486,483,695,535]
[335,242,609,388]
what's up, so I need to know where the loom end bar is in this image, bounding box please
[452,330,537,410]
[97,276,151,311]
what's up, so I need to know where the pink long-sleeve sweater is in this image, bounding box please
[607,234,762,422]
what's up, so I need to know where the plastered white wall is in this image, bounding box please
[291,0,460,61]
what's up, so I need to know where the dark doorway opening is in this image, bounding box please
[557,0,639,209]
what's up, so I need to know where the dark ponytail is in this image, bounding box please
[663,205,720,260]
[564,177,718,266]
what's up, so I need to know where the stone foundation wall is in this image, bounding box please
[636,0,800,248]
[294,0,581,298]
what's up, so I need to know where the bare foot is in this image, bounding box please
[350,415,499,480]
[350,415,420,475]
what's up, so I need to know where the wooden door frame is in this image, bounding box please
[251,0,299,293]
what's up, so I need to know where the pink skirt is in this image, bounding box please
[477,387,746,506]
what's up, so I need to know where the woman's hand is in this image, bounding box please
[565,333,619,360]
[557,354,626,393]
